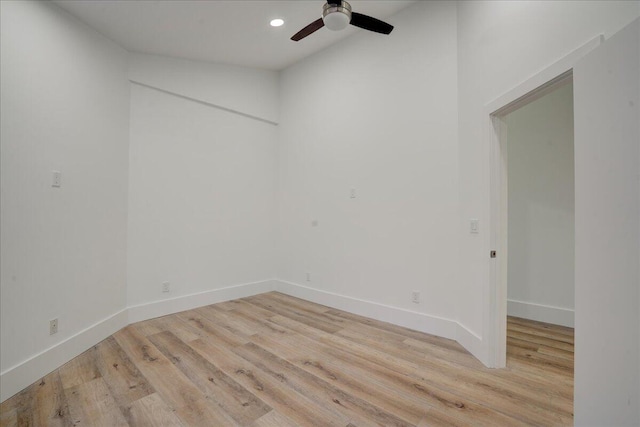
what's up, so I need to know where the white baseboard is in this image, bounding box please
[274,280,458,341]
[455,322,485,365]
[128,279,278,323]
[507,299,574,328]
[0,309,128,402]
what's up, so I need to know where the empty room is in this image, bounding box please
[1,1,638,426]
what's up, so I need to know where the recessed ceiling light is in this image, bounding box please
[270,18,284,27]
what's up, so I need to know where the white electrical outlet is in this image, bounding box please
[411,291,420,304]
[162,282,170,293]
[306,272,311,282]
[50,318,58,335]
[350,188,357,199]
[470,219,480,234]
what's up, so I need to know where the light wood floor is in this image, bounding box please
[0,292,574,426]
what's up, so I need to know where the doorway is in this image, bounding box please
[489,72,576,367]
[504,81,575,329]
[484,36,603,369]
[501,81,575,388]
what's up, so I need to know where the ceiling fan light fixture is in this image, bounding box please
[322,1,351,31]
[291,0,392,41]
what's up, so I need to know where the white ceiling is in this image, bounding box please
[54,0,416,71]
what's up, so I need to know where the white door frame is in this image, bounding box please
[484,35,603,368]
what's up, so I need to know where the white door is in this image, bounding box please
[574,18,639,426]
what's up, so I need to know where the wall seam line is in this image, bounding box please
[129,80,279,126]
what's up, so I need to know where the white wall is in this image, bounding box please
[456,0,639,354]
[277,1,461,339]
[574,18,639,426]
[0,0,129,400]
[506,83,574,327]
[127,54,279,315]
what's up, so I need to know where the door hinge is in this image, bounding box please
[490,250,497,258]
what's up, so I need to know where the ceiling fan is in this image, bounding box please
[291,0,394,42]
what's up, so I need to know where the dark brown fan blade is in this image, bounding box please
[350,12,393,35]
[291,18,325,41]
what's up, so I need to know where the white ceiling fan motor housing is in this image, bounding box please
[323,1,352,31]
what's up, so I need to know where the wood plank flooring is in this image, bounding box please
[0,292,574,426]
